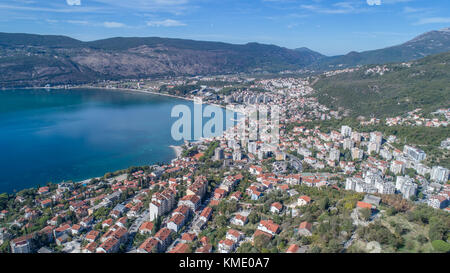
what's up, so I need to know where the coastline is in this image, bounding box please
[169,145,183,158]
[0,85,245,194]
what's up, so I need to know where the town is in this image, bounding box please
[1,72,449,254]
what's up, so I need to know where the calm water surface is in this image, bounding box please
[0,88,235,193]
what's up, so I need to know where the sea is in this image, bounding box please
[0,88,237,193]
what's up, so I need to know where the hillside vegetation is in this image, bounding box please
[313,51,450,118]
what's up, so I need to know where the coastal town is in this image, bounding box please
[1,72,449,254]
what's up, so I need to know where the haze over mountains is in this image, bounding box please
[0,28,449,87]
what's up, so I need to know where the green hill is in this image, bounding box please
[313,51,450,118]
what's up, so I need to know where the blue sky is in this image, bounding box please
[0,0,449,55]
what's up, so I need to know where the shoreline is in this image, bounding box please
[0,85,246,194]
[169,145,183,158]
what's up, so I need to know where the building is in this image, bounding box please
[396,176,418,199]
[270,202,283,214]
[298,221,312,236]
[343,138,354,150]
[351,147,363,160]
[430,166,449,183]
[403,145,426,162]
[10,234,34,253]
[329,149,340,162]
[257,220,280,236]
[341,126,352,138]
[218,239,235,253]
[390,161,405,175]
[428,195,449,209]
[149,189,176,221]
[298,195,311,206]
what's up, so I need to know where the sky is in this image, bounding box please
[0,0,449,55]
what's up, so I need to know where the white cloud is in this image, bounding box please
[93,0,189,13]
[146,19,186,27]
[367,0,381,6]
[103,21,126,28]
[415,17,450,25]
[67,20,89,25]
[66,0,81,6]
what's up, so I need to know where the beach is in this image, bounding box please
[170,145,183,158]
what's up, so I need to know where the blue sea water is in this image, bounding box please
[0,88,236,193]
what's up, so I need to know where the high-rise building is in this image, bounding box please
[370,131,383,146]
[403,145,426,162]
[430,166,449,183]
[341,126,352,138]
[329,148,340,162]
[343,138,354,150]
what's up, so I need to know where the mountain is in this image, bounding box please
[311,27,450,69]
[294,47,326,60]
[0,33,321,87]
[1,28,450,87]
[313,51,450,118]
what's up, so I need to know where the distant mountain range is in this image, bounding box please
[311,27,450,69]
[0,28,449,87]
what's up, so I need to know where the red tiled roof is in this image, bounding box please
[299,221,312,231]
[357,201,372,209]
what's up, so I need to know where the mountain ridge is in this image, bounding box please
[0,28,449,87]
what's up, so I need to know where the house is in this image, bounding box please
[53,224,71,239]
[230,191,242,201]
[195,244,212,253]
[83,242,98,253]
[55,233,70,246]
[286,244,300,253]
[257,220,280,236]
[167,214,186,233]
[181,233,196,244]
[139,222,154,235]
[138,237,160,253]
[97,237,120,253]
[231,214,248,226]
[40,199,52,209]
[85,230,100,243]
[226,229,243,243]
[356,201,373,210]
[37,186,49,195]
[10,234,34,253]
[199,207,213,222]
[71,224,83,235]
[218,239,235,253]
[102,218,114,229]
[298,195,311,206]
[169,243,190,253]
[298,221,312,236]
[428,195,449,209]
[154,228,173,251]
[214,188,227,200]
[270,202,283,214]
[178,194,201,211]
[249,165,263,175]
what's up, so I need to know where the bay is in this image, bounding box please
[0,88,236,193]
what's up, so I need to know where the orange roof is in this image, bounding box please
[357,201,372,209]
[139,221,154,231]
[181,233,196,242]
[259,220,280,233]
[299,195,311,203]
[299,221,312,231]
[286,244,299,253]
[271,202,283,210]
[169,243,190,253]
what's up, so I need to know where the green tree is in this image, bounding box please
[431,240,450,253]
